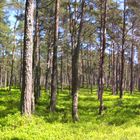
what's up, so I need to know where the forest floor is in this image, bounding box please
[1,88,140,140]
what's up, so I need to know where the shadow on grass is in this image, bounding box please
[35,90,72,123]
[0,101,19,118]
[1,88,140,126]
[11,137,23,140]
[35,89,140,125]
[0,89,20,118]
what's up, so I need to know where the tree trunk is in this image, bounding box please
[9,20,18,92]
[119,0,126,99]
[20,39,23,90]
[72,0,85,122]
[33,0,41,104]
[60,53,63,91]
[112,42,116,95]
[130,29,134,94]
[21,0,34,115]
[50,0,60,112]
[138,45,140,91]
[98,0,107,115]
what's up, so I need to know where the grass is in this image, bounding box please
[1,88,140,139]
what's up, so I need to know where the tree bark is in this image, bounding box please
[9,19,18,92]
[21,0,34,115]
[98,0,107,115]
[119,0,126,99]
[33,0,41,104]
[71,0,85,122]
[130,28,134,94]
[111,42,116,95]
[50,0,60,112]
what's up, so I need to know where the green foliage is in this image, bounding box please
[1,88,140,139]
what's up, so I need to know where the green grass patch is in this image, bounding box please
[1,88,140,139]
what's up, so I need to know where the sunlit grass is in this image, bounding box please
[1,88,140,139]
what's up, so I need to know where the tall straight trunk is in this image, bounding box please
[21,0,34,115]
[81,51,85,88]
[1,45,5,87]
[119,0,126,99]
[45,41,52,92]
[98,0,107,115]
[60,53,63,91]
[33,0,41,104]
[115,51,119,94]
[50,0,60,112]
[89,50,93,94]
[7,71,10,88]
[107,49,111,88]
[124,64,127,91]
[20,39,23,90]
[72,0,85,122]
[112,42,116,95]
[67,56,71,94]
[130,27,134,94]
[9,20,18,92]
[98,0,103,100]
[45,8,53,92]
[138,49,140,91]
[68,0,74,93]
[4,68,7,88]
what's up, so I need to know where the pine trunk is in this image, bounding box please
[50,0,60,112]
[21,0,34,115]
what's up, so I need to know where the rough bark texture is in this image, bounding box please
[72,0,85,122]
[112,42,116,95]
[33,0,41,104]
[45,41,52,92]
[9,20,18,92]
[45,9,53,93]
[119,0,126,99]
[60,54,63,91]
[21,0,34,115]
[130,30,134,94]
[20,40,23,90]
[116,51,119,94]
[50,0,60,112]
[98,0,107,115]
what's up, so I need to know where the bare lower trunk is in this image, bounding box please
[112,43,116,95]
[33,0,41,104]
[21,0,34,115]
[72,0,85,121]
[72,55,79,121]
[50,0,60,112]
[98,0,107,115]
[120,49,124,99]
[45,39,52,92]
[60,54,63,91]
[119,0,126,99]
[20,41,23,90]
[9,20,18,93]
